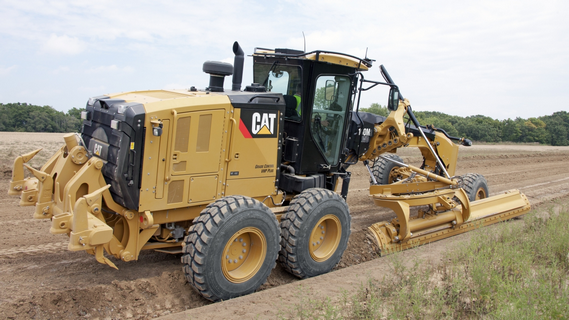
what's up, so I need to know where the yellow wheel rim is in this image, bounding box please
[388,167,402,184]
[475,187,487,200]
[309,214,341,262]
[221,227,266,284]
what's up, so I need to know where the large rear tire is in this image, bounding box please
[370,154,405,185]
[278,188,351,278]
[182,196,280,302]
[461,173,489,201]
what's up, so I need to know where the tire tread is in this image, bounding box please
[370,154,404,185]
[182,195,279,302]
[461,173,489,201]
[278,188,350,278]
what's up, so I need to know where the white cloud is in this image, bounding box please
[76,86,108,99]
[0,0,567,119]
[52,66,70,74]
[84,65,134,74]
[0,65,17,76]
[163,83,189,90]
[40,34,85,55]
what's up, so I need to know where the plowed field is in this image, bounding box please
[1,132,568,319]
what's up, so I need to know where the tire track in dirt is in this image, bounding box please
[0,242,68,258]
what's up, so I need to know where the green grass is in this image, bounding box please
[278,203,569,319]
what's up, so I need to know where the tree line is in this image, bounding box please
[1,102,568,146]
[0,103,82,133]
[361,103,569,146]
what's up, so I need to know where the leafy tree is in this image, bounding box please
[517,118,548,143]
[541,113,569,146]
[360,103,389,117]
[0,103,83,133]
[453,115,502,142]
[413,111,461,137]
[313,84,335,110]
[501,118,522,142]
[2,100,568,146]
[359,102,569,145]
[67,107,83,121]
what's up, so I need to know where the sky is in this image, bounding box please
[1,0,568,120]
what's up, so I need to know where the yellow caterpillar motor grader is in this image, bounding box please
[8,42,530,302]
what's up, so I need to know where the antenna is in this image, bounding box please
[365,47,368,59]
[302,31,306,52]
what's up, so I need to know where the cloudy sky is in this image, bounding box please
[1,0,567,120]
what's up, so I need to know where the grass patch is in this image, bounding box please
[279,204,569,319]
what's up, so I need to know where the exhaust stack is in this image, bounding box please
[232,41,244,91]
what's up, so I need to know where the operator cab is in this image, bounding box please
[252,48,371,196]
[253,49,370,172]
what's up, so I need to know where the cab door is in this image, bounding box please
[309,75,351,166]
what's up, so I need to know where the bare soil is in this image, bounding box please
[0,133,568,319]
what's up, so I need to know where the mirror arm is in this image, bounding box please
[380,65,404,100]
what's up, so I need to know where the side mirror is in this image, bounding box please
[388,86,400,111]
[325,80,336,101]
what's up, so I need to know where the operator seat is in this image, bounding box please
[283,95,301,121]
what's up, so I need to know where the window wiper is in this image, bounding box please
[262,61,279,87]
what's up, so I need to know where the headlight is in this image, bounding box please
[116,105,129,114]
[111,120,120,130]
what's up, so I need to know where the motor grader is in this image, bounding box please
[8,41,530,302]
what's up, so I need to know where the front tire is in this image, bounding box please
[182,196,280,302]
[461,173,489,201]
[279,188,351,278]
[370,154,405,185]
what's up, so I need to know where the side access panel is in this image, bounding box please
[139,96,231,212]
[166,109,225,205]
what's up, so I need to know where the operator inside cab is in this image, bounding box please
[294,83,302,117]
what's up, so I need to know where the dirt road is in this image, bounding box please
[1,140,568,319]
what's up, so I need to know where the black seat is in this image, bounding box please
[283,95,300,121]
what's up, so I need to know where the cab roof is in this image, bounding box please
[253,47,373,71]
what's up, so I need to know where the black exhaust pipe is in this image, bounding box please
[232,41,244,91]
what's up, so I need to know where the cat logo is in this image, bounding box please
[88,139,109,160]
[251,112,277,135]
[94,143,103,156]
[239,109,279,139]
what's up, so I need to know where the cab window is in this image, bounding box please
[310,75,350,165]
[253,63,302,121]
